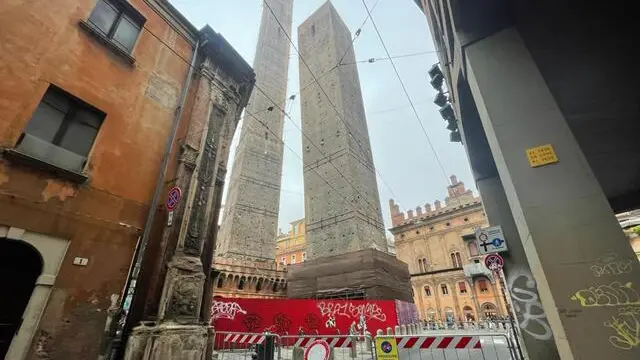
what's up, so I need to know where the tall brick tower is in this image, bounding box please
[217,0,293,261]
[287,1,411,301]
[298,1,387,259]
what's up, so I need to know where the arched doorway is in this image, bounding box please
[0,238,43,358]
[481,303,497,320]
[463,306,475,321]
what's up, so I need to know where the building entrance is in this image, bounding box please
[0,238,43,358]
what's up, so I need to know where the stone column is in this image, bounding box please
[466,27,640,359]
[125,56,248,360]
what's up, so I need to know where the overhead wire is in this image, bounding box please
[360,0,453,189]
[251,82,387,226]
[261,0,410,216]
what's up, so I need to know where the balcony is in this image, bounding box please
[463,262,493,279]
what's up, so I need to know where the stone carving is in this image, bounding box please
[166,278,200,319]
[179,144,198,170]
[184,130,217,255]
[213,92,230,113]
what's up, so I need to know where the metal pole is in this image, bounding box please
[497,269,525,360]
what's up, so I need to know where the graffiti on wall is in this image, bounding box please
[211,300,247,321]
[211,298,398,335]
[508,271,553,341]
[569,253,639,351]
[316,301,387,322]
[604,306,640,350]
[570,282,640,307]
[590,253,633,277]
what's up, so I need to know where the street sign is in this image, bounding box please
[485,253,504,272]
[375,337,399,360]
[304,339,330,360]
[165,186,182,211]
[476,225,507,254]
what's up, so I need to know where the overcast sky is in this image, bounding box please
[169,0,475,234]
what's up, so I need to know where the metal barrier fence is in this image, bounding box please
[384,333,516,360]
[212,331,281,360]
[210,331,517,360]
[279,334,375,360]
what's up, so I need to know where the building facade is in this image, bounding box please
[275,218,307,269]
[217,0,293,261]
[0,1,253,359]
[298,2,388,259]
[390,176,507,323]
[412,1,640,358]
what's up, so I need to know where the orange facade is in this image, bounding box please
[390,177,508,323]
[275,218,307,269]
[0,0,196,358]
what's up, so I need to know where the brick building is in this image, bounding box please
[0,1,253,359]
[390,176,507,323]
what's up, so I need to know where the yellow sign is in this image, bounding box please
[526,144,558,167]
[375,336,399,360]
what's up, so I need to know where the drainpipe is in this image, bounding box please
[107,38,201,359]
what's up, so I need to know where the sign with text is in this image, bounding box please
[476,225,507,254]
[526,144,558,167]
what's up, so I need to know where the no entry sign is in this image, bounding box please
[484,253,504,272]
[165,186,182,211]
[304,340,330,360]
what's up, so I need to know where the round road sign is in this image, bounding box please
[484,253,504,271]
[165,186,182,211]
[304,339,330,360]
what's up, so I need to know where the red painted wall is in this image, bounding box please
[211,298,399,335]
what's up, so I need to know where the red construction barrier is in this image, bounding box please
[211,297,399,335]
[395,335,482,349]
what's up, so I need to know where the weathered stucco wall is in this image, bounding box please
[0,0,193,358]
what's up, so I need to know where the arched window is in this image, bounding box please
[468,242,478,257]
[444,307,455,324]
[463,306,475,321]
[424,286,432,296]
[477,278,489,293]
[451,252,462,267]
[418,257,428,272]
[458,281,467,294]
[216,276,224,288]
[482,303,497,319]
[427,308,436,320]
[441,284,449,295]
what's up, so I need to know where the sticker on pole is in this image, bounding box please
[375,337,399,360]
[484,253,504,272]
[476,225,508,254]
[165,186,182,211]
[304,339,330,360]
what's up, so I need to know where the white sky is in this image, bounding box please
[169,0,475,233]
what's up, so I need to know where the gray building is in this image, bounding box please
[217,0,293,261]
[298,2,387,259]
[412,0,640,359]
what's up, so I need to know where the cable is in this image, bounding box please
[252,82,387,224]
[339,50,438,65]
[261,0,409,216]
[360,0,452,187]
[243,108,384,228]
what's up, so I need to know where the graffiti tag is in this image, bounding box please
[211,301,247,321]
[591,253,633,277]
[317,301,387,322]
[604,307,640,350]
[508,272,553,340]
[571,282,640,307]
